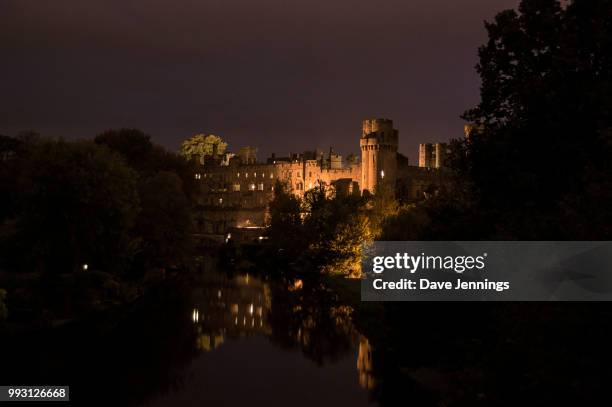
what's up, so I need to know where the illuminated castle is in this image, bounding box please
[360,119,398,194]
[192,119,444,239]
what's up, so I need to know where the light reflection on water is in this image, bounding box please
[146,271,376,407]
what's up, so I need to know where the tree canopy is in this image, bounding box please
[180,134,228,164]
[454,0,612,239]
[7,139,140,273]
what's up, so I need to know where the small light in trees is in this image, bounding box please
[82,264,88,271]
[380,170,385,179]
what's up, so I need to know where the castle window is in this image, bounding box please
[258,183,264,191]
[245,173,248,178]
[270,173,273,179]
[250,183,256,191]
[219,198,223,204]
[380,170,385,179]
[254,173,257,178]
[233,184,240,192]
[237,172,240,177]
[195,173,201,180]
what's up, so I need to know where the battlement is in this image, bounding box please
[361,119,399,150]
[362,118,395,137]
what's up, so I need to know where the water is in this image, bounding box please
[2,269,377,406]
[138,272,375,407]
[3,265,607,405]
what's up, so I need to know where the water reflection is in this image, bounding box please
[189,272,272,354]
[2,268,377,407]
[182,271,374,404]
[357,337,376,391]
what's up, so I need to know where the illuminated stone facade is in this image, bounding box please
[418,142,449,169]
[193,119,444,239]
[360,118,398,195]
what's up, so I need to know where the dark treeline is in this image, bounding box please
[0,129,198,321]
[384,0,612,241]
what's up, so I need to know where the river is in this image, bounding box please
[2,260,606,406]
[2,266,378,406]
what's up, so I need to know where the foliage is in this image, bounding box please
[95,129,199,200]
[302,185,371,276]
[94,129,154,170]
[1,130,199,279]
[267,182,372,276]
[135,171,194,270]
[368,182,399,239]
[380,185,484,241]
[411,0,612,240]
[180,134,228,164]
[8,139,140,274]
[378,0,612,240]
[267,180,304,252]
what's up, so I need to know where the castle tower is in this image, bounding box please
[360,118,398,195]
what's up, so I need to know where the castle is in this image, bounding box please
[193,119,446,240]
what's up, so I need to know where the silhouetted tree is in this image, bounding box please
[454,0,612,239]
[95,129,199,200]
[94,129,155,172]
[136,171,194,270]
[267,180,303,254]
[8,139,140,274]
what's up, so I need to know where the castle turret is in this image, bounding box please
[360,118,398,195]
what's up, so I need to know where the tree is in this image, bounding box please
[94,129,155,172]
[302,184,371,276]
[180,134,227,164]
[95,128,199,201]
[368,182,399,239]
[135,171,194,270]
[459,0,612,238]
[10,139,140,274]
[267,180,303,252]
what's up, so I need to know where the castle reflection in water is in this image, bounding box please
[189,272,375,390]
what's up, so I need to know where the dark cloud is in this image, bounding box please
[0,0,519,162]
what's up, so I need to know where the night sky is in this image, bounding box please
[1,0,518,163]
